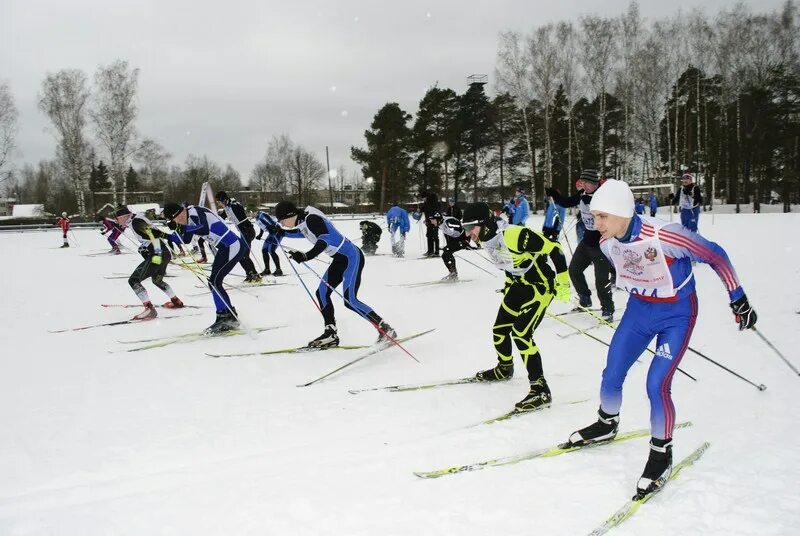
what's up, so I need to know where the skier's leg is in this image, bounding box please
[646,293,697,440]
[600,299,657,416]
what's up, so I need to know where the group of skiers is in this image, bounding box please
[56,168,754,500]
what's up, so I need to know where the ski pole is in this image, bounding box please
[172,233,250,331]
[574,304,767,388]
[752,327,798,376]
[278,244,323,315]
[281,244,419,363]
[455,250,498,277]
[68,229,81,247]
[577,304,767,390]
[546,311,698,382]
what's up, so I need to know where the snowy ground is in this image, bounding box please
[1,213,798,535]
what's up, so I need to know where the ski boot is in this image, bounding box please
[441,270,459,282]
[514,377,552,412]
[199,255,208,264]
[375,320,397,344]
[163,296,185,309]
[272,268,284,277]
[307,324,339,348]
[571,294,592,312]
[60,242,69,248]
[260,268,272,276]
[601,309,614,323]
[563,408,619,447]
[245,273,263,284]
[475,361,514,382]
[132,301,157,320]
[634,438,673,500]
[204,308,239,335]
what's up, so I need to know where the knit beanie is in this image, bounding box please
[580,169,600,184]
[589,179,635,218]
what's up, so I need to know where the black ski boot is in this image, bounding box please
[634,438,673,499]
[601,309,614,323]
[376,320,397,344]
[514,377,552,412]
[563,408,619,447]
[572,294,592,312]
[272,268,284,276]
[441,270,458,282]
[475,362,514,382]
[308,324,339,348]
[204,308,240,335]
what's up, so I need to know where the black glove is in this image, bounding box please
[288,250,307,263]
[545,187,558,197]
[256,231,263,240]
[730,295,757,330]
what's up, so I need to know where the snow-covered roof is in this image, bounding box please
[126,203,161,214]
[12,204,45,218]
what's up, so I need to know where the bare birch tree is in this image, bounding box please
[579,15,618,173]
[251,134,293,193]
[556,22,581,191]
[38,69,92,214]
[617,1,644,180]
[0,82,18,184]
[91,60,140,205]
[528,24,562,186]
[286,145,325,205]
[134,138,171,190]
[495,30,536,197]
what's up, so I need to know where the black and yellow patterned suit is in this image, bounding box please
[479,223,569,381]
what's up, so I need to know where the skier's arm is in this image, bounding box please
[302,214,330,260]
[545,188,581,209]
[659,224,744,301]
[693,185,703,207]
[514,227,568,274]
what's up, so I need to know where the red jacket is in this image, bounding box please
[57,217,70,233]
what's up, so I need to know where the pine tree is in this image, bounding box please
[351,103,413,211]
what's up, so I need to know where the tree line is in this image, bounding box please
[0,62,335,216]
[352,1,800,212]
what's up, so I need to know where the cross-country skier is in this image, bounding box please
[386,201,410,257]
[255,210,283,276]
[439,215,472,281]
[461,202,571,411]
[674,173,703,232]
[511,187,530,226]
[163,201,244,334]
[421,192,442,257]
[546,169,615,320]
[57,212,70,248]
[359,220,382,255]
[648,191,658,217]
[562,179,757,500]
[274,201,396,347]
[445,197,462,219]
[542,196,566,241]
[97,213,124,254]
[216,190,261,283]
[114,207,184,320]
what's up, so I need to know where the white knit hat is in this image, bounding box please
[590,179,635,218]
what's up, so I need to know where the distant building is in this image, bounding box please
[0,197,16,217]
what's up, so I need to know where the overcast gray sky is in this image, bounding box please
[0,0,783,184]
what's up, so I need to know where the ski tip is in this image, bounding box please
[758,384,768,391]
[413,471,441,479]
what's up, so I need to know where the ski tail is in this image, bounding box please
[587,442,710,536]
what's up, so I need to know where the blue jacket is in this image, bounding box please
[512,196,529,225]
[386,206,410,233]
[648,193,658,212]
[543,201,566,230]
[635,201,646,215]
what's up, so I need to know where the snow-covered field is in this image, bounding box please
[1,213,798,535]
